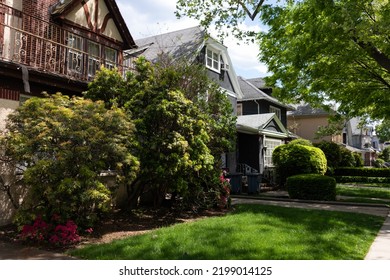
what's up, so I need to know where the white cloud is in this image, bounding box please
[116,0,269,78]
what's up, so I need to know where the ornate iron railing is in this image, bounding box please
[0,3,135,82]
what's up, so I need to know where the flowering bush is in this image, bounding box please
[218,171,231,209]
[19,215,83,246]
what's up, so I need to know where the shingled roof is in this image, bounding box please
[237,76,294,110]
[133,26,206,63]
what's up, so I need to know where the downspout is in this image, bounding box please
[254,100,260,114]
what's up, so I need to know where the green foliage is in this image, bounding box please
[2,94,139,226]
[373,159,386,168]
[86,58,236,209]
[334,167,390,178]
[339,146,356,167]
[287,174,337,201]
[379,147,390,162]
[175,0,266,41]
[353,153,364,167]
[259,0,390,120]
[288,138,313,146]
[272,143,327,186]
[335,176,390,184]
[314,141,342,169]
[376,120,390,142]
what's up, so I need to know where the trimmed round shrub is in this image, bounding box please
[288,139,313,146]
[272,143,327,185]
[287,174,336,201]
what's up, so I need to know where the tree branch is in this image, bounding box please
[237,0,265,20]
[353,38,390,74]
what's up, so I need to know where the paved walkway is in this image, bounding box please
[0,195,389,260]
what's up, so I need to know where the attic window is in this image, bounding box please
[205,47,220,73]
[270,106,281,120]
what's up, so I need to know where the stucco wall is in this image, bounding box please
[287,115,342,143]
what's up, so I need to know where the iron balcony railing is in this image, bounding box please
[0,3,135,82]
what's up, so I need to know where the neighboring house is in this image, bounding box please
[0,0,136,125]
[131,26,243,172]
[287,103,342,143]
[0,0,136,226]
[287,104,377,166]
[236,77,295,183]
[344,117,378,166]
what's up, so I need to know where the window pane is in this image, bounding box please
[67,34,83,73]
[105,47,117,69]
[88,41,100,76]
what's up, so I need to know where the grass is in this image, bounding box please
[337,184,390,200]
[69,204,384,260]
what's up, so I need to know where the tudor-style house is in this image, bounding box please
[0,0,136,127]
[0,0,136,226]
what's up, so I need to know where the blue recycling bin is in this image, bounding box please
[226,173,243,194]
[247,173,261,194]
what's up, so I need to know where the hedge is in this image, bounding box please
[334,167,390,177]
[287,174,336,201]
[334,176,390,184]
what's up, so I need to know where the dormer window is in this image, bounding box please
[205,47,220,73]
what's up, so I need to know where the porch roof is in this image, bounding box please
[236,114,289,138]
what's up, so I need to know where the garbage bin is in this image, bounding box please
[247,173,261,194]
[226,173,243,194]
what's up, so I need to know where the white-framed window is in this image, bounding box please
[67,34,83,74]
[88,40,100,77]
[269,105,281,120]
[205,47,220,72]
[264,138,282,167]
[105,47,117,70]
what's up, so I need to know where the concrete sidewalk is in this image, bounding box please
[365,211,390,260]
[0,240,75,260]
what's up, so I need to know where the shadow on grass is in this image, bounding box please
[69,204,385,260]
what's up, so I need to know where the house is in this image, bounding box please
[287,103,342,143]
[287,103,377,166]
[131,26,243,172]
[0,0,137,124]
[344,117,378,166]
[236,77,295,187]
[0,0,136,226]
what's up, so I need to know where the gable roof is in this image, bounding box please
[246,77,271,90]
[51,0,136,49]
[133,26,206,63]
[287,103,332,117]
[132,26,243,98]
[236,113,289,138]
[237,76,294,110]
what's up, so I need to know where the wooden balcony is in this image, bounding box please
[0,3,134,84]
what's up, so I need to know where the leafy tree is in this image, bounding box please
[86,58,235,208]
[258,0,390,120]
[1,94,139,226]
[376,120,390,143]
[177,0,390,120]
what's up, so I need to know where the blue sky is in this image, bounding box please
[116,0,269,79]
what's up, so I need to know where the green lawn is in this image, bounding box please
[337,184,390,200]
[69,204,384,260]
